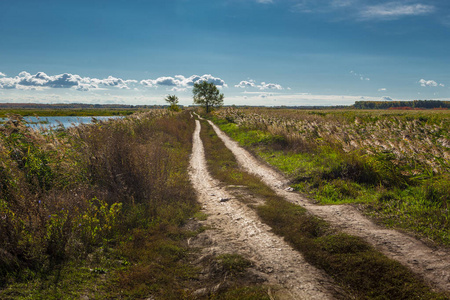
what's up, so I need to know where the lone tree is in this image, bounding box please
[164,94,180,111]
[192,81,224,113]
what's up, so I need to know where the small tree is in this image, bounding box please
[192,81,224,113]
[164,94,180,111]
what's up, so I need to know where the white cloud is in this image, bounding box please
[378,88,387,91]
[156,76,182,86]
[189,74,228,87]
[360,3,435,20]
[420,79,437,87]
[290,0,359,14]
[291,1,435,22]
[0,72,6,77]
[171,87,187,92]
[419,78,444,87]
[0,71,139,91]
[0,76,19,89]
[140,79,155,87]
[259,82,283,90]
[235,79,283,90]
[235,80,257,88]
[91,76,137,89]
[291,1,318,13]
[140,74,227,89]
[76,84,92,92]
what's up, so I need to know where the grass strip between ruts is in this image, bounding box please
[199,118,449,300]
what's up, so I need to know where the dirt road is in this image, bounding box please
[189,120,340,299]
[207,119,450,293]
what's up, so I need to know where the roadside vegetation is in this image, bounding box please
[199,118,449,299]
[211,108,450,246]
[0,110,201,298]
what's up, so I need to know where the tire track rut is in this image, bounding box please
[189,119,339,299]
[207,119,450,293]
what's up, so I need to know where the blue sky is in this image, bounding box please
[1,0,449,106]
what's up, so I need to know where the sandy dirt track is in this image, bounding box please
[189,120,341,299]
[207,119,450,293]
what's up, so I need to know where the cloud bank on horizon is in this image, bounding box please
[1,70,447,106]
[0,72,228,92]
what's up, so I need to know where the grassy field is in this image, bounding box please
[199,118,448,299]
[212,108,450,246]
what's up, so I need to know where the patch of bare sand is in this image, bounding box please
[207,119,450,293]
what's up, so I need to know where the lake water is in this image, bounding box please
[0,116,123,129]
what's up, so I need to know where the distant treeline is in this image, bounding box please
[0,103,161,110]
[353,100,450,110]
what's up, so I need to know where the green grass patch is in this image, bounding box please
[111,227,199,299]
[194,211,209,221]
[200,118,449,299]
[368,184,450,245]
[216,254,253,276]
[212,111,450,246]
[0,254,122,300]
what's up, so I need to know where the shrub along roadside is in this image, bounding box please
[211,112,450,246]
[199,119,448,299]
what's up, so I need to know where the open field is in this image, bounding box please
[212,108,450,246]
[199,117,448,298]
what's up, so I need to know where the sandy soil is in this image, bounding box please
[189,120,342,299]
[207,119,450,293]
